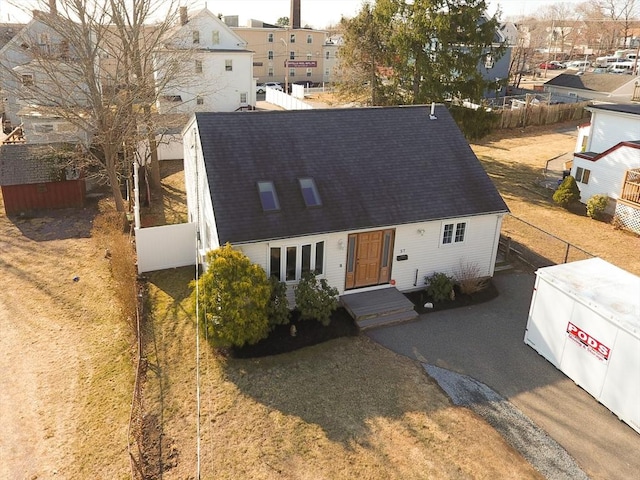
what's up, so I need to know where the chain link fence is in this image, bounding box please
[499,215,594,269]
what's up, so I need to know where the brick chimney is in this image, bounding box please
[179,6,188,26]
[290,0,300,29]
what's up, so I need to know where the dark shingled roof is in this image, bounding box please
[195,105,509,244]
[0,144,66,186]
[589,103,640,116]
[544,73,634,92]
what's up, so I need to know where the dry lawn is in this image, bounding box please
[0,196,133,478]
[471,121,640,276]
[144,268,543,480]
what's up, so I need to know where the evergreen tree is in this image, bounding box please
[194,244,271,347]
[338,0,505,105]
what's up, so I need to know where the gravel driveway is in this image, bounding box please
[366,269,640,480]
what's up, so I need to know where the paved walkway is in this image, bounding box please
[366,270,640,480]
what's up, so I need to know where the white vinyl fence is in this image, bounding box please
[135,223,196,273]
[265,88,313,110]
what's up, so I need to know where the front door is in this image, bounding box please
[345,229,395,290]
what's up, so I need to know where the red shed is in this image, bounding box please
[0,144,85,215]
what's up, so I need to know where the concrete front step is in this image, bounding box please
[357,309,419,330]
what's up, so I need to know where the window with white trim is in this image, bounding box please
[307,34,313,44]
[195,60,202,73]
[196,95,204,105]
[268,50,273,60]
[306,68,312,77]
[268,33,273,43]
[441,221,467,245]
[212,30,220,44]
[240,92,247,104]
[268,67,274,77]
[269,241,325,281]
[289,68,295,77]
[575,167,590,184]
[225,59,233,71]
[290,34,296,43]
[192,31,200,44]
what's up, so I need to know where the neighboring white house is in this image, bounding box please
[154,7,255,114]
[0,9,71,134]
[571,103,640,233]
[182,105,509,299]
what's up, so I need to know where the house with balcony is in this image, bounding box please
[572,103,640,233]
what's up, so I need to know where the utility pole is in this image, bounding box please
[280,38,289,93]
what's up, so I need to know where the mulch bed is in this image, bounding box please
[229,281,499,358]
[404,281,499,314]
[230,307,359,358]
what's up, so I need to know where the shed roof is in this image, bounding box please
[194,105,508,244]
[0,144,69,186]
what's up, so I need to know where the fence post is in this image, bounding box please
[563,242,570,263]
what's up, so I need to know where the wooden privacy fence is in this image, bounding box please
[497,101,590,129]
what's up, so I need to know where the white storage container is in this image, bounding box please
[524,258,640,434]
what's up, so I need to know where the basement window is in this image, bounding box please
[257,181,280,211]
[299,177,321,207]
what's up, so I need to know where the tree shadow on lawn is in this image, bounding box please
[222,335,451,446]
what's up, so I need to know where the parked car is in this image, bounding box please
[256,83,266,94]
[292,80,316,88]
[549,61,566,68]
[566,60,591,70]
[264,82,283,91]
[607,62,635,74]
[539,62,561,70]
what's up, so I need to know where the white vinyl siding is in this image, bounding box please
[236,214,504,297]
[572,145,640,202]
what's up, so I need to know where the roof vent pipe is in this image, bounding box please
[429,102,437,120]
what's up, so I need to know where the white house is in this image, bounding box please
[154,7,255,114]
[571,103,640,233]
[182,105,509,308]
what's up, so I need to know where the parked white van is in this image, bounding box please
[566,60,591,70]
[607,61,635,74]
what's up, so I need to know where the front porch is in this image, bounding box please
[616,168,640,234]
[341,287,418,330]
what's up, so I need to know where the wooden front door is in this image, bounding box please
[345,229,395,290]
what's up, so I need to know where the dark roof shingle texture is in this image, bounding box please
[0,144,65,186]
[195,105,509,244]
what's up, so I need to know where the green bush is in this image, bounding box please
[553,175,581,209]
[294,272,339,326]
[193,243,271,347]
[268,276,290,328]
[586,194,609,220]
[448,104,500,140]
[424,272,455,303]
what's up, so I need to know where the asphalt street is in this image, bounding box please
[366,269,640,480]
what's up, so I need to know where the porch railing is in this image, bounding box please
[621,168,640,206]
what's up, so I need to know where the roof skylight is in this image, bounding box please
[257,181,280,211]
[299,177,321,207]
